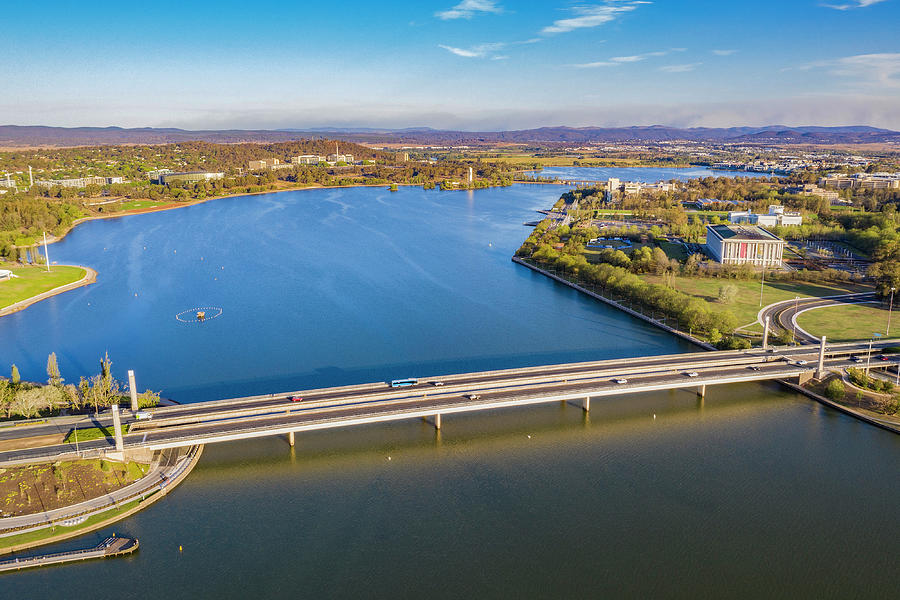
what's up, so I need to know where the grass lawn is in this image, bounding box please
[657,241,689,261]
[115,200,168,211]
[796,302,894,342]
[64,424,130,443]
[0,264,87,309]
[641,274,873,326]
[0,499,141,551]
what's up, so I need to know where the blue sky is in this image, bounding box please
[1,0,899,129]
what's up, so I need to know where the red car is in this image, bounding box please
[289,396,304,402]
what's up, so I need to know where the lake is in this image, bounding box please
[1,179,897,598]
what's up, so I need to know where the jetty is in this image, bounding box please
[0,537,138,573]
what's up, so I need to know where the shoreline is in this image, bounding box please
[0,445,204,555]
[0,266,97,318]
[512,257,899,436]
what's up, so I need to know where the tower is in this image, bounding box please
[28,165,33,187]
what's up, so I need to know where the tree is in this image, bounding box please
[0,379,13,419]
[825,378,845,401]
[717,284,738,304]
[47,352,62,387]
[10,364,20,386]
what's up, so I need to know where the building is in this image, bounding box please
[157,171,224,185]
[818,172,900,190]
[705,224,785,267]
[248,158,280,170]
[327,153,353,164]
[35,176,124,188]
[790,184,839,203]
[728,205,802,227]
[290,155,324,165]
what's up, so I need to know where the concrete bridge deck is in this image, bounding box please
[1,339,897,464]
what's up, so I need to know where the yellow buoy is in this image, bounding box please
[179,545,183,552]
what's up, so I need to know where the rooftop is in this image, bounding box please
[708,224,782,242]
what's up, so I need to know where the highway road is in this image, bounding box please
[757,293,877,344]
[2,339,898,464]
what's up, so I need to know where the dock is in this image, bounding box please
[0,537,138,573]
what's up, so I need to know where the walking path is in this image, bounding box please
[0,536,138,573]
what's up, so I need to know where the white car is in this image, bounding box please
[685,372,699,378]
[465,393,480,400]
[134,411,153,421]
[614,378,628,385]
[430,381,444,386]
[795,360,808,366]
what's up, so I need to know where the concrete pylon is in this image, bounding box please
[128,370,139,412]
[111,404,124,452]
[288,431,295,447]
[762,316,771,350]
[697,384,706,398]
[817,336,827,379]
[583,396,590,412]
[434,414,442,430]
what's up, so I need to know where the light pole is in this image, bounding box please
[887,287,896,337]
[793,296,800,344]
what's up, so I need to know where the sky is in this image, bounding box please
[1,0,899,130]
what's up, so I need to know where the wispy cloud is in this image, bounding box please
[659,63,701,72]
[712,49,737,56]
[542,1,650,34]
[437,0,503,20]
[573,49,668,68]
[800,53,900,88]
[438,38,539,59]
[823,0,888,9]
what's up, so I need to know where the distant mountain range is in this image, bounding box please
[1,124,898,148]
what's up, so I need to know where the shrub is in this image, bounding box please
[825,379,845,401]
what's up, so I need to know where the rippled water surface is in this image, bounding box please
[1,181,897,598]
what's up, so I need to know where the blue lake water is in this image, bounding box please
[1,180,898,599]
[528,166,769,182]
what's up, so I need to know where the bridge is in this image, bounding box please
[1,338,897,466]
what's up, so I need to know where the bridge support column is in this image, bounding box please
[697,385,706,399]
[128,370,138,412]
[816,336,827,379]
[434,414,442,430]
[111,404,124,452]
[288,431,295,447]
[583,396,590,412]
[763,317,771,350]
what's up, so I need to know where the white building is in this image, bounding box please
[706,224,785,267]
[35,176,124,188]
[728,205,802,227]
[290,155,324,165]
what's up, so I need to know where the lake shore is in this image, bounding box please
[0,266,97,318]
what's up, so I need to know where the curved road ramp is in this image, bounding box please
[0,536,138,573]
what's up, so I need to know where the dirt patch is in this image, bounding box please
[0,459,149,518]
[0,434,66,453]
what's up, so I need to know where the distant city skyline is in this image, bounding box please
[1,0,899,130]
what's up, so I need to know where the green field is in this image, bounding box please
[0,264,87,309]
[641,274,873,327]
[64,424,130,443]
[115,200,168,211]
[796,302,894,342]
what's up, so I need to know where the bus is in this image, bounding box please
[390,378,418,388]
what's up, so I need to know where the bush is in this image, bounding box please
[825,379,845,401]
[716,336,752,350]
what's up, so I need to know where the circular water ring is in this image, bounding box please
[175,306,224,323]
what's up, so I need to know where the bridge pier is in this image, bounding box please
[288,431,295,447]
[434,414,442,430]
[697,384,706,398]
[128,370,139,412]
[816,336,827,379]
[583,396,590,412]
[763,316,771,350]
[111,404,124,452]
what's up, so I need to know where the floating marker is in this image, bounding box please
[179,545,183,553]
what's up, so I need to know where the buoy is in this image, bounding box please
[179,545,183,552]
[387,456,392,461]
[653,414,657,419]
[527,435,531,439]
[134,293,138,297]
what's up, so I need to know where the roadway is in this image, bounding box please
[2,339,898,464]
[757,293,877,344]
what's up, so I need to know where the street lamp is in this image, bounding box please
[759,266,765,307]
[887,287,896,337]
[793,296,800,344]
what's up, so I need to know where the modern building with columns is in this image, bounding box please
[705,224,785,267]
